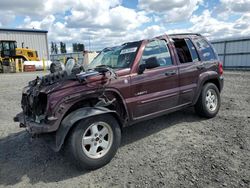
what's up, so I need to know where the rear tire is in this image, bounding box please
[65,114,121,170]
[195,83,221,118]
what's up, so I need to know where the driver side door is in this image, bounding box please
[129,39,179,120]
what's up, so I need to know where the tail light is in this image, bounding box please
[218,62,223,75]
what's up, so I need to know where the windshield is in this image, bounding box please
[88,41,141,69]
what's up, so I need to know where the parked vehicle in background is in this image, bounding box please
[14,33,224,170]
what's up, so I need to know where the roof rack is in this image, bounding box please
[168,33,201,36]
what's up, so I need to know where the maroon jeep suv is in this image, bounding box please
[14,33,224,170]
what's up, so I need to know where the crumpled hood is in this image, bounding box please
[39,79,82,94]
[34,70,105,94]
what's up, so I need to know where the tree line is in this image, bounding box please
[51,42,85,54]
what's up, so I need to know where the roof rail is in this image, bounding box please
[168,33,201,36]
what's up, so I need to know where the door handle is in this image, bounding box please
[196,64,205,70]
[165,70,176,76]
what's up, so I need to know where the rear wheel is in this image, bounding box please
[65,114,121,170]
[195,83,221,118]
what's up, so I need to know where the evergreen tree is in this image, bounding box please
[54,43,58,54]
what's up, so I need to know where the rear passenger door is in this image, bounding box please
[172,38,201,105]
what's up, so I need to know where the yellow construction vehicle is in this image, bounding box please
[0,40,39,72]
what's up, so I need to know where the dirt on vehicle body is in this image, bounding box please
[14,33,224,169]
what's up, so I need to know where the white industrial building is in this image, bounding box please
[0,28,49,60]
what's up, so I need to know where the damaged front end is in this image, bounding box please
[14,63,119,135]
[14,71,69,134]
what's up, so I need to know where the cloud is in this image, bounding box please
[220,0,250,13]
[0,11,15,26]
[167,10,250,40]
[0,0,122,17]
[138,0,187,12]
[138,0,203,22]
[0,0,45,15]
[65,4,150,31]
[189,10,235,38]
[22,15,55,30]
[21,9,250,51]
[2,0,250,51]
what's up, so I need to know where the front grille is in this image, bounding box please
[21,92,47,118]
[33,93,47,116]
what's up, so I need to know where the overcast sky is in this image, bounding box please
[0,0,250,51]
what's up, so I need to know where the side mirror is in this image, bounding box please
[138,57,160,74]
[145,57,160,69]
[138,64,146,74]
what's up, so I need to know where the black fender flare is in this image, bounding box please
[192,71,220,105]
[52,107,121,152]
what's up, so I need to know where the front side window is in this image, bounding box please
[140,40,172,67]
[193,38,217,61]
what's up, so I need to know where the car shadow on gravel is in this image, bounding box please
[0,108,204,186]
[121,108,203,147]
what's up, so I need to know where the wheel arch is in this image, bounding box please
[62,89,129,125]
[193,71,222,105]
[203,78,221,92]
[45,89,128,152]
[53,107,122,152]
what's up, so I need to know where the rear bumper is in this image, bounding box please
[14,112,56,134]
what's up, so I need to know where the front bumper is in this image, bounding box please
[14,112,56,134]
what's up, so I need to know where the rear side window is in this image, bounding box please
[140,40,172,67]
[172,38,193,63]
[185,39,199,62]
[193,38,217,61]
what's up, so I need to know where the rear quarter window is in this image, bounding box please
[193,38,217,61]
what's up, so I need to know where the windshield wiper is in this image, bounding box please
[95,65,114,69]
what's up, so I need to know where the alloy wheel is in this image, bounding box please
[81,122,113,159]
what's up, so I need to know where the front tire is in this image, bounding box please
[195,83,221,118]
[65,114,121,170]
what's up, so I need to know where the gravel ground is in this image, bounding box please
[0,71,249,188]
